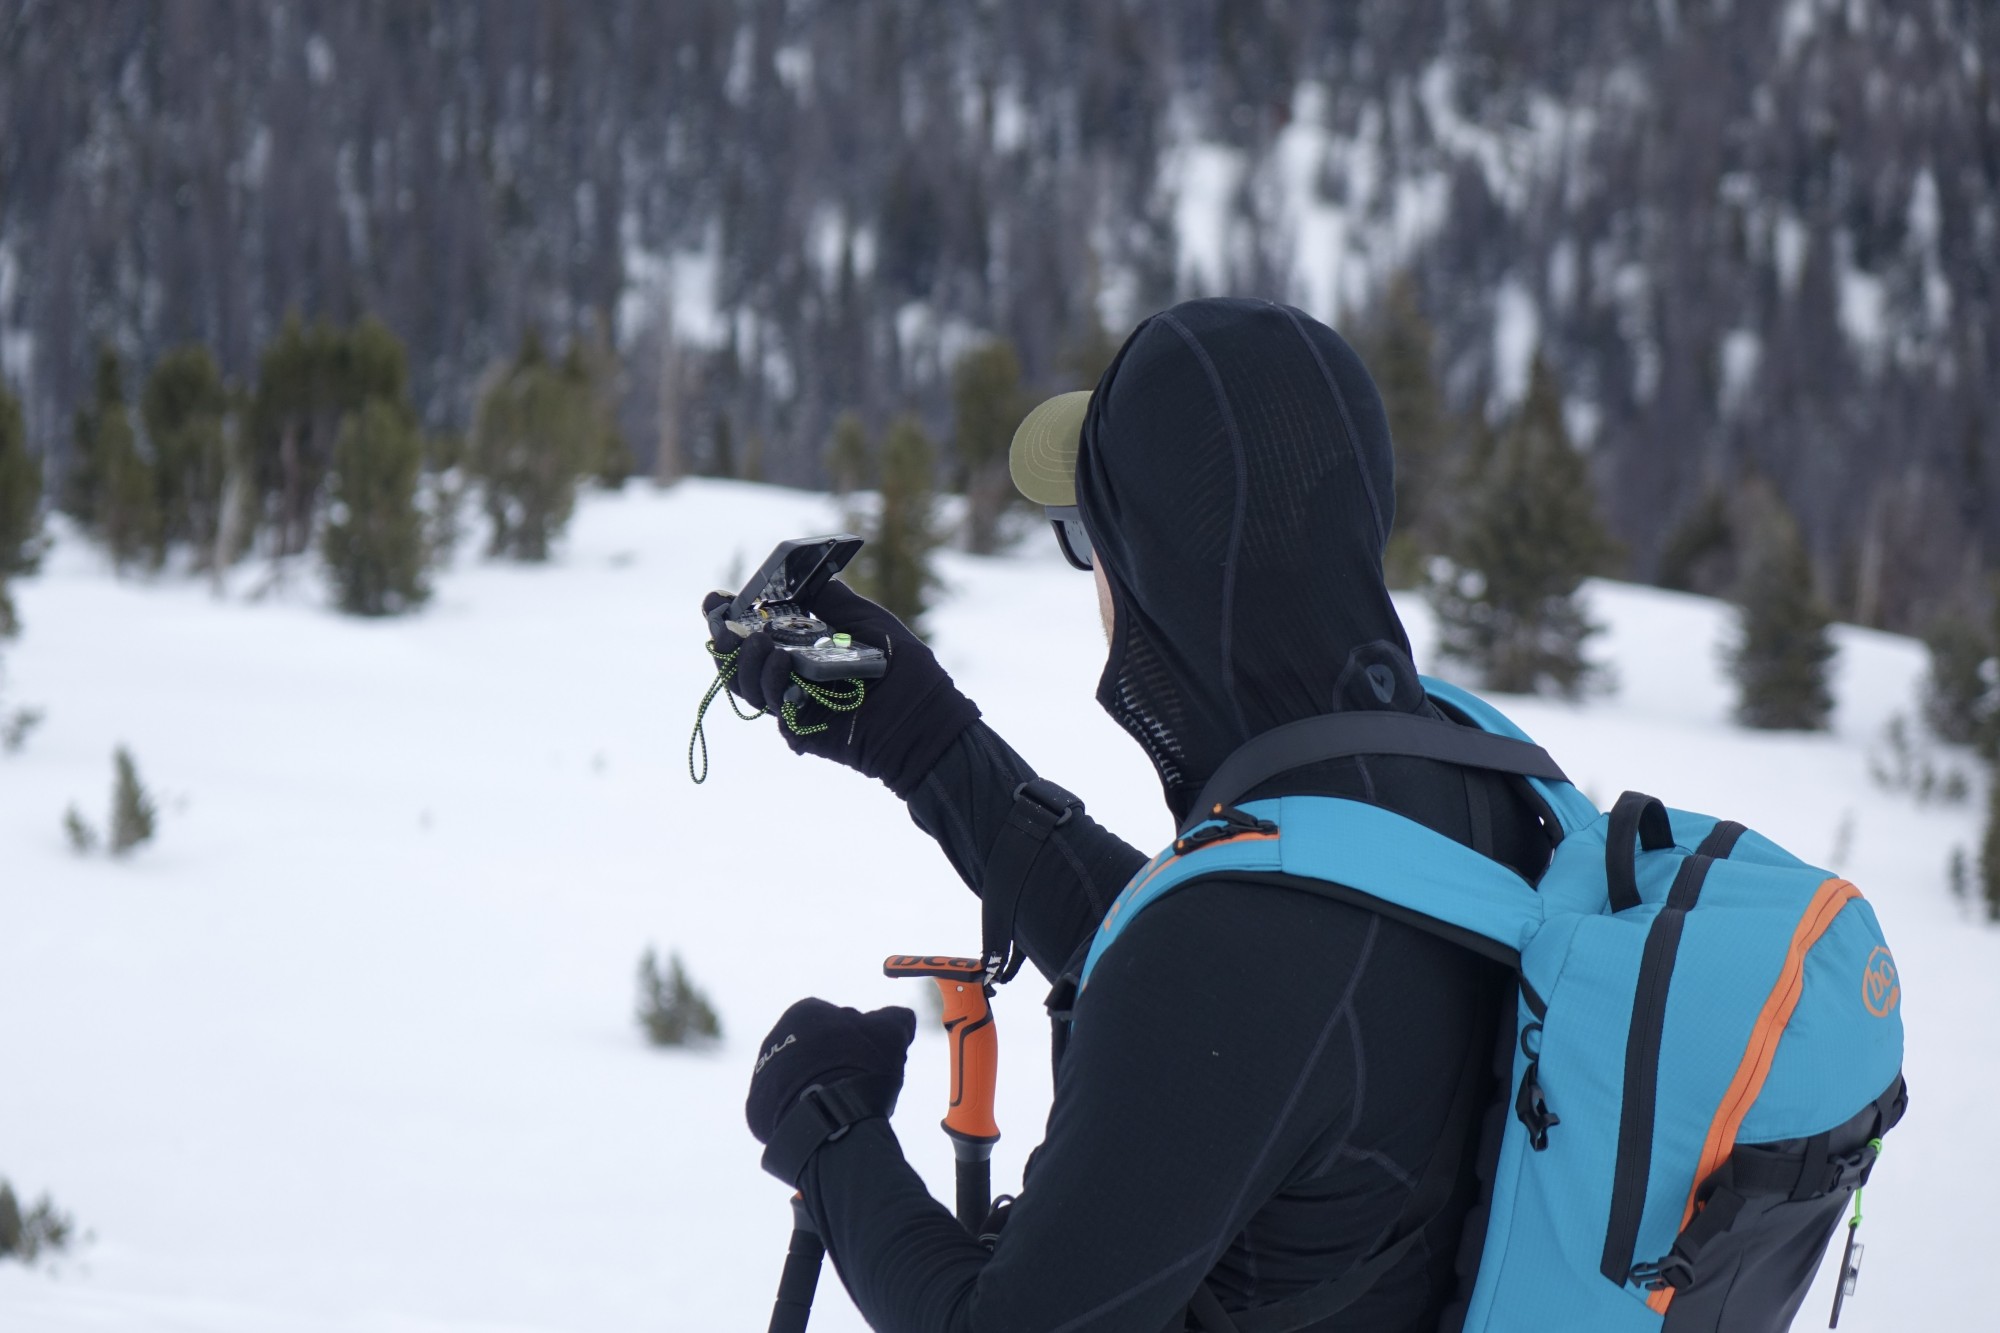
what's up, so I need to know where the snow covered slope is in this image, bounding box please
[1,480,1991,1331]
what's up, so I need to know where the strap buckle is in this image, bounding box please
[1824,1144,1876,1194]
[1173,802,1278,854]
[759,1075,897,1186]
[1628,1258,1690,1292]
[1009,779,1078,829]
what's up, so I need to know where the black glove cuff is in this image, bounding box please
[759,1073,902,1187]
[879,678,983,798]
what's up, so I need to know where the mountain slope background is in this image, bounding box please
[3,0,1997,630]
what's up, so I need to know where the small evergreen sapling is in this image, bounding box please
[1426,354,1617,697]
[470,333,599,561]
[848,414,942,633]
[323,397,430,616]
[109,746,157,856]
[249,315,411,558]
[1728,502,1837,731]
[64,348,160,571]
[2,706,43,754]
[1921,608,1995,751]
[637,947,722,1048]
[0,1179,76,1265]
[63,804,97,855]
[951,339,1029,555]
[140,345,231,567]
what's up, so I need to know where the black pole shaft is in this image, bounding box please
[950,1136,994,1234]
[768,1196,825,1333]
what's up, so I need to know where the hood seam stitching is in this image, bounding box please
[1158,311,1254,747]
[1276,302,1388,552]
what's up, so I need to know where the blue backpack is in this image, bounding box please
[1076,679,1907,1333]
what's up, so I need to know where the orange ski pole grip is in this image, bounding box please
[884,954,1001,1232]
[882,954,1000,1142]
[936,975,1000,1143]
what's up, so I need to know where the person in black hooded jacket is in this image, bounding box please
[714,299,1555,1332]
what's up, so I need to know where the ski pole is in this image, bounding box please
[884,954,1000,1232]
[766,1193,824,1333]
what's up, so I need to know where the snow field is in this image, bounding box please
[1,479,1992,1331]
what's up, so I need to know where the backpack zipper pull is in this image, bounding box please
[1828,1138,1882,1328]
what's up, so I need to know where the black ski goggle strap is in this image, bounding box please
[1046,505,1092,571]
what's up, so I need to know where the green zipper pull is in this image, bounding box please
[1828,1138,1883,1329]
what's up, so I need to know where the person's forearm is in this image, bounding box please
[904,721,1147,980]
[803,1119,993,1332]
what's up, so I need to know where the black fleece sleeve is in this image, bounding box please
[903,720,1149,981]
[802,881,1418,1333]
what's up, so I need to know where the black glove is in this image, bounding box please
[702,580,981,797]
[747,999,916,1183]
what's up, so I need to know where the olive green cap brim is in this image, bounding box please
[1008,390,1092,507]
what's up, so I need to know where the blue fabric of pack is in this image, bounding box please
[1077,679,1907,1331]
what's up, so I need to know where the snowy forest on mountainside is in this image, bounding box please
[2,0,1997,632]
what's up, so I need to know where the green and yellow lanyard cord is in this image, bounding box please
[690,642,867,783]
[1829,1137,1885,1328]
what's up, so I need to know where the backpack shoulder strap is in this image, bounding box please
[1419,677,1600,836]
[1180,709,1570,836]
[1079,795,1545,989]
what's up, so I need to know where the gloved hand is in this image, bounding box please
[702,579,981,797]
[746,999,915,1159]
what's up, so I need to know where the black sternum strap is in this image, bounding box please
[1183,711,1569,836]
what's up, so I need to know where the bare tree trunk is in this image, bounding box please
[654,320,684,486]
[210,464,250,594]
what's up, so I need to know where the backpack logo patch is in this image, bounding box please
[1862,946,1900,1018]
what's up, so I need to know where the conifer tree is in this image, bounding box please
[469,332,593,561]
[1657,487,1738,596]
[0,383,45,639]
[825,411,872,496]
[141,345,231,566]
[1427,353,1616,697]
[952,339,1029,555]
[1921,608,1993,748]
[249,315,408,557]
[108,745,157,856]
[1981,774,2000,922]
[423,430,471,562]
[63,805,97,855]
[0,1179,75,1264]
[1728,501,1837,730]
[1364,273,1451,587]
[1060,316,1123,391]
[848,413,941,633]
[636,947,723,1047]
[323,398,430,616]
[63,348,158,570]
[563,335,633,489]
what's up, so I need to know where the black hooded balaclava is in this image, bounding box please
[1074,298,1426,825]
